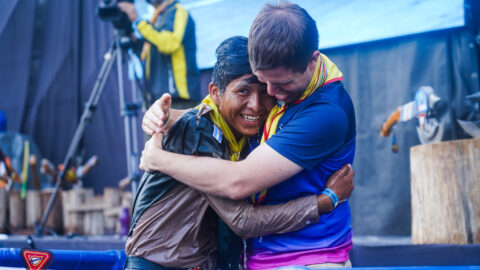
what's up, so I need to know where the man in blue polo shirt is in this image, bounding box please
[140,1,356,268]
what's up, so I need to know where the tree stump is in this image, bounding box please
[83,196,105,235]
[103,187,121,234]
[410,137,480,244]
[9,190,25,231]
[62,188,93,234]
[25,190,43,229]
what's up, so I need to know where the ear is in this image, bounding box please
[308,51,320,71]
[209,83,221,105]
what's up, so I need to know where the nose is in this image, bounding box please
[247,92,261,112]
[266,82,277,96]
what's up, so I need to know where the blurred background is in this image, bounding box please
[0,0,478,238]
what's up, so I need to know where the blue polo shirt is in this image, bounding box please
[247,81,356,266]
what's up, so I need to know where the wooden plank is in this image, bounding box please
[103,187,121,234]
[411,137,480,244]
[104,187,121,207]
[25,190,42,229]
[9,190,25,230]
[63,188,93,234]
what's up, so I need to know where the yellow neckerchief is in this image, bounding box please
[196,95,247,161]
[140,0,174,62]
[249,53,343,206]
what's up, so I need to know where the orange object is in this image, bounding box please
[29,155,41,190]
[380,107,401,137]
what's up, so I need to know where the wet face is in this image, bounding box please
[211,74,275,138]
[253,52,319,104]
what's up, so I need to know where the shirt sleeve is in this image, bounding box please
[163,111,226,158]
[203,193,319,239]
[136,5,188,54]
[266,102,349,170]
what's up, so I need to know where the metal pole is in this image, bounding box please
[36,43,117,236]
[115,35,141,195]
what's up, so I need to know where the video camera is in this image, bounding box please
[96,0,133,36]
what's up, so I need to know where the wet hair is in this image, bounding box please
[212,36,260,94]
[248,1,319,73]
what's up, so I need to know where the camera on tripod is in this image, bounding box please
[96,0,133,38]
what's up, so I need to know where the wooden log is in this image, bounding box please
[410,137,480,244]
[83,195,104,235]
[83,209,104,236]
[41,188,64,234]
[9,190,25,230]
[104,187,121,207]
[62,188,93,234]
[103,187,121,234]
[0,189,8,233]
[25,190,43,229]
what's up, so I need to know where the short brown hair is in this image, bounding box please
[248,1,319,73]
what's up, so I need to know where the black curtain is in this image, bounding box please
[0,0,143,193]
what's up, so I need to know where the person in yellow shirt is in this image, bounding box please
[119,0,201,109]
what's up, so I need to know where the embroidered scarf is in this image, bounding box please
[249,53,343,206]
[197,95,247,161]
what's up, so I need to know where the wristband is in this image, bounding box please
[321,188,339,209]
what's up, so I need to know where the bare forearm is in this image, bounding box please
[143,143,302,199]
[148,149,245,198]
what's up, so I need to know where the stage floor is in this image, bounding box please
[1,235,479,267]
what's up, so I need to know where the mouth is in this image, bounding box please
[274,93,288,101]
[241,114,263,122]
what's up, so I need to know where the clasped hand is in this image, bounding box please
[139,133,163,172]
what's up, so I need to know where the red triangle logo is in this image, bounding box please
[21,249,53,270]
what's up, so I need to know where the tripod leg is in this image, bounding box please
[35,42,118,236]
[116,39,142,195]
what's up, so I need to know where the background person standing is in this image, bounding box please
[119,0,201,109]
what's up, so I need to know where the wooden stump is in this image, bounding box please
[25,190,43,229]
[41,188,64,234]
[410,137,480,244]
[0,189,8,233]
[103,187,121,234]
[9,190,25,230]
[83,196,105,235]
[104,187,121,207]
[62,188,93,234]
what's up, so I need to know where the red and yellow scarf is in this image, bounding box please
[249,53,343,206]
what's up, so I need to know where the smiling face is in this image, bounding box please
[210,74,275,138]
[253,51,319,104]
